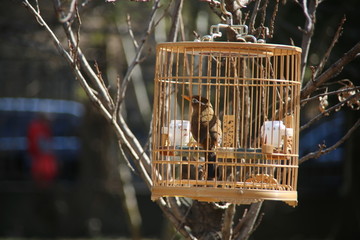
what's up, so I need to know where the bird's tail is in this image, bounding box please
[207,152,216,180]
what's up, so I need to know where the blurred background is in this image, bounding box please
[0,0,359,239]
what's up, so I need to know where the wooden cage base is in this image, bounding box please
[151,185,297,207]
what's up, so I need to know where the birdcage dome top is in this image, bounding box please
[157,41,302,57]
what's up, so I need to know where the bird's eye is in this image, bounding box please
[192,98,199,104]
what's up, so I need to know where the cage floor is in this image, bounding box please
[152,184,297,206]
[155,179,293,190]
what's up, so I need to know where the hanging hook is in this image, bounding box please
[198,0,266,42]
[220,0,233,25]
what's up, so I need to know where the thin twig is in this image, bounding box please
[258,0,269,39]
[153,0,173,29]
[22,0,75,70]
[300,91,360,131]
[298,0,318,82]
[315,15,346,77]
[73,3,81,68]
[300,86,360,105]
[167,0,184,42]
[321,79,354,87]
[301,41,360,99]
[119,0,161,105]
[114,75,121,121]
[259,0,268,27]
[118,114,153,181]
[208,0,224,21]
[126,14,139,50]
[300,118,360,164]
[53,0,114,109]
[92,61,112,106]
[249,0,261,34]
[34,0,44,26]
[58,0,77,23]
[268,0,279,38]
[179,12,186,41]
[118,141,136,172]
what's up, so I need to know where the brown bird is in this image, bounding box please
[183,95,222,179]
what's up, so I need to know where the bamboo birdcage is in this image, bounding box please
[151,42,301,206]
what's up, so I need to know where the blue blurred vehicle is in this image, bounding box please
[0,98,84,182]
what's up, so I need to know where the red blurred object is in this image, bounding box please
[27,114,58,188]
[28,116,52,158]
[31,154,58,186]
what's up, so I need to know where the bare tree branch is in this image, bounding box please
[157,200,197,240]
[53,0,114,109]
[314,15,346,78]
[222,204,236,240]
[119,0,161,106]
[249,0,262,34]
[301,41,360,99]
[126,14,139,50]
[296,0,319,82]
[234,201,263,240]
[22,0,153,189]
[207,0,224,21]
[268,0,280,38]
[300,91,360,131]
[300,118,360,164]
[22,1,72,66]
[165,197,197,239]
[167,0,184,42]
[58,0,78,23]
[300,86,360,105]
[233,207,247,237]
[179,12,186,41]
[121,35,152,123]
[117,114,152,187]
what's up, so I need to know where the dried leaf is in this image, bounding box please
[318,88,329,115]
[337,79,360,110]
[318,142,326,150]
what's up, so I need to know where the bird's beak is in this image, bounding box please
[182,95,191,101]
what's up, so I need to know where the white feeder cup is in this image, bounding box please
[168,120,191,146]
[261,121,286,148]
